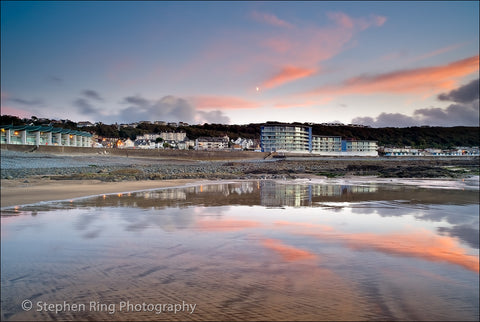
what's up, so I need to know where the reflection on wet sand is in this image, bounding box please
[1,180,479,321]
[276,223,479,273]
[6,180,478,212]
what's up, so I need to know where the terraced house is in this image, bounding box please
[0,125,93,147]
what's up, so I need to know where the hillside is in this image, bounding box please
[1,115,478,149]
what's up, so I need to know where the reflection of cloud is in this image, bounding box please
[274,220,333,232]
[438,225,479,250]
[261,238,317,262]
[196,219,261,232]
[275,220,478,272]
[308,229,478,272]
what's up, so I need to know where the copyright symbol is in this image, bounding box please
[22,299,32,311]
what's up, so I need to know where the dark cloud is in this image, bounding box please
[119,95,196,124]
[73,98,98,114]
[82,89,104,101]
[197,110,231,124]
[122,95,149,107]
[69,93,231,124]
[47,76,63,84]
[414,101,479,126]
[352,80,480,127]
[438,78,479,103]
[9,98,44,106]
[352,113,421,128]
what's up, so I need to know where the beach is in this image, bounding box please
[1,149,478,208]
[0,178,203,208]
[1,150,479,322]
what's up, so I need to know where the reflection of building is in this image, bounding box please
[260,181,378,207]
[260,181,313,207]
[260,124,378,156]
[1,125,93,147]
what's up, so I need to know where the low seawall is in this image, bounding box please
[0,144,269,160]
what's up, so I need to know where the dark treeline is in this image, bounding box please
[1,115,478,149]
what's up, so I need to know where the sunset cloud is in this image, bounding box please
[0,105,32,118]
[261,66,316,89]
[274,97,333,109]
[308,55,479,97]
[255,11,387,89]
[261,238,317,262]
[190,96,261,110]
[352,79,480,127]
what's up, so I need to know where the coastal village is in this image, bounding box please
[1,119,479,157]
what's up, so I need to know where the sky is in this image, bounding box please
[1,1,479,127]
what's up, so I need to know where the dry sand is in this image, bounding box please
[1,178,203,208]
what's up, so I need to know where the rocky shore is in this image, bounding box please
[1,150,479,182]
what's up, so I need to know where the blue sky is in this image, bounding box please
[1,1,479,126]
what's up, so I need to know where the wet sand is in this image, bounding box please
[2,181,478,321]
[0,178,203,208]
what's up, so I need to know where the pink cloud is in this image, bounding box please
[273,97,332,109]
[251,11,294,29]
[0,101,33,119]
[306,55,479,97]
[191,95,261,110]
[177,11,387,92]
[263,37,292,54]
[412,42,466,62]
[255,12,386,89]
[327,12,386,30]
[261,66,317,89]
[327,12,355,29]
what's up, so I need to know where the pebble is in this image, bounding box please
[1,149,477,180]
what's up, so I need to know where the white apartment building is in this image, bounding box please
[260,124,312,153]
[160,132,187,141]
[195,136,229,150]
[311,136,342,153]
[260,124,378,156]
